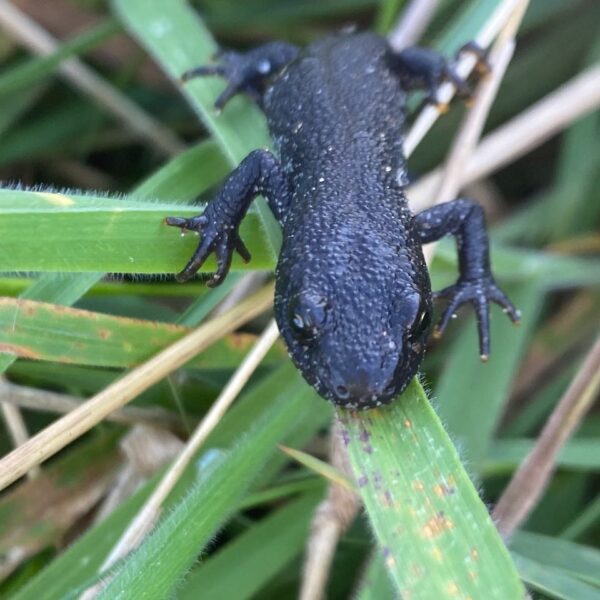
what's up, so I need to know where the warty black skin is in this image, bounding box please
[166,32,520,410]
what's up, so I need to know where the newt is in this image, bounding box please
[166,31,519,410]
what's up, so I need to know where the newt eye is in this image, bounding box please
[289,295,327,342]
[416,309,431,335]
[409,307,431,343]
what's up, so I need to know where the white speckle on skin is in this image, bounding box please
[257,59,271,74]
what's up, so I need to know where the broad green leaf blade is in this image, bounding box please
[99,377,321,600]
[178,492,321,600]
[112,0,282,255]
[340,379,525,599]
[0,297,283,369]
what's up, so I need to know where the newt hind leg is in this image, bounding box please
[182,42,299,110]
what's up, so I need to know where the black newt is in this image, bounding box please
[166,32,520,410]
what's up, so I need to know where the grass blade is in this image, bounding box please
[434,283,543,469]
[98,377,321,599]
[484,438,600,475]
[0,189,271,273]
[112,0,281,254]
[353,552,395,600]
[510,531,600,586]
[178,492,321,600]
[10,364,328,600]
[0,297,282,369]
[339,379,525,598]
[513,553,600,600]
[0,20,121,98]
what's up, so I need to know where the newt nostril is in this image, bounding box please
[335,385,350,399]
[384,383,397,397]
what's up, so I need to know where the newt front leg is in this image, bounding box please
[414,198,520,359]
[166,149,291,286]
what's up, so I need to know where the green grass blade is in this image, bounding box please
[340,379,525,599]
[0,87,44,137]
[433,241,600,288]
[204,0,376,30]
[353,552,395,600]
[510,531,600,586]
[0,273,101,376]
[0,137,235,373]
[0,20,121,98]
[0,297,282,369]
[11,364,327,600]
[513,553,600,600]
[484,438,600,475]
[178,492,321,600]
[0,189,271,273]
[134,140,228,201]
[99,378,321,600]
[374,0,404,34]
[561,495,600,541]
[112,0,281,255]
[176,273,244,326]
[434,283,544,469]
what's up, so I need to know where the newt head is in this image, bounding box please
[274,240,432,410]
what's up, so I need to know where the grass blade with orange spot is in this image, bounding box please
[339,379,525,598]
[0,297,283,369]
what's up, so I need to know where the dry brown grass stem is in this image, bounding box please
[432,44,516,206]
[409,63,600,211]
[0,284,274,491]
[0,0,184,157]
[388,0,440,51]
[0,379,187,431]
[421,0,528,259]
[0,400,38,480]
[493,335,600,537]
[404,0,524,157]
[434,0,529,204]
[299,421,360,600]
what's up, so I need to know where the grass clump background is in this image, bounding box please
[0,1,598,599]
